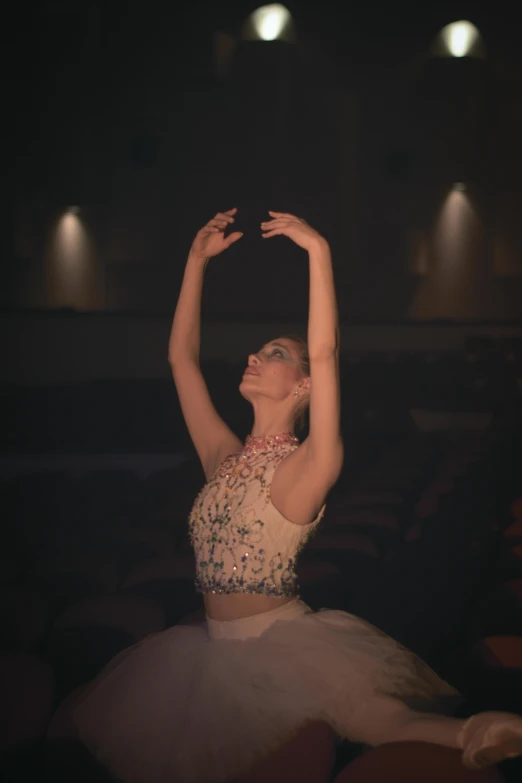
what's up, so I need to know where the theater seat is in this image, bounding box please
[332,741,503,782]
[307,530,379,558]
[504,521,522,540]
[121,553,195,588]
[0,652,55,752]
[233,720,336,783]
[53,593,166,642]
[47,683,89,740]
[0,585,51,649]
[474,636,522,669]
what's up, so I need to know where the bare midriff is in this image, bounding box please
[203,592,295,621]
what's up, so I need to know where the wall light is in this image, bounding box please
[410,186,485,319]
[43,209,103,310]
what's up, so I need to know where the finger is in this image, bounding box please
[224,231,243,247]
[268,211,296,219]
[216,209,237,221]
[200,226,220,234]
[207,218,229,229]
[261,216,290,225]
[260,219,289,230]
[261,229,284,238]
[212,214,235,225]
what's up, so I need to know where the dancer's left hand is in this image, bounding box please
[260,212,327,252]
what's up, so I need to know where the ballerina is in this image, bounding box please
[72,208,522,783]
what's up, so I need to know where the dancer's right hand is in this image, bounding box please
[189,208,243,261]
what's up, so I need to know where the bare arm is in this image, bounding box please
[261,213,343,522]
[169,210,243,479]
[168,254,206,365]
[305,237,343,479]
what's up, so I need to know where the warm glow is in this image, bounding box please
[441,20,479,57]
[59,213,84,257]
[251,4,291,41]
[410,187,486,319]
[44,210,103,309]
[410,231,430,276]
[436,190,472,270]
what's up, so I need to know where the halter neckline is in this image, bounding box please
[244,432,299,450]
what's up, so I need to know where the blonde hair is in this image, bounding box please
[278,333,310,434]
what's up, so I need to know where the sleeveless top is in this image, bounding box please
[188,433,325,598]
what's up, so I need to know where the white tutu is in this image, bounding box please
[71,599,462,783]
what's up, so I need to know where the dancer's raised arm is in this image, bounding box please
[169,209,243,479]
[261,212,343,520]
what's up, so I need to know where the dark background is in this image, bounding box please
[2,0,522,324]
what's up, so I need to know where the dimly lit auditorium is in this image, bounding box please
[2,3,522,781]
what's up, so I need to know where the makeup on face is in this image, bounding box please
[243,340,300,380]
[259,341,298,363]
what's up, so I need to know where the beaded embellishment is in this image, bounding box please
[243,432,299,450]
[188,432,321,597]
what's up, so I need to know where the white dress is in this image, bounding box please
[72,434,462,783]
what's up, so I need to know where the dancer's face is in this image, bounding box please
[239,337,307,403]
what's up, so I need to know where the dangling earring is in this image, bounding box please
[294,389,300,397]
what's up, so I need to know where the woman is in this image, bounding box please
[73,209,522,783]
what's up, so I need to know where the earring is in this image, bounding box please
[294,389,299,397]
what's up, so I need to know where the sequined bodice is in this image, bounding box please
[188,433,325,597]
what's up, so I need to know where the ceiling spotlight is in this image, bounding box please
[251,4,291,41]
[441,20,480,58]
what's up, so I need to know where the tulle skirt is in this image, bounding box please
[71,599,462,783]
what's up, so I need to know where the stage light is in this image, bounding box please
[251,4,291,41]
[441,20,479,58]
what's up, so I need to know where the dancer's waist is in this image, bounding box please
[206,598,310,640]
